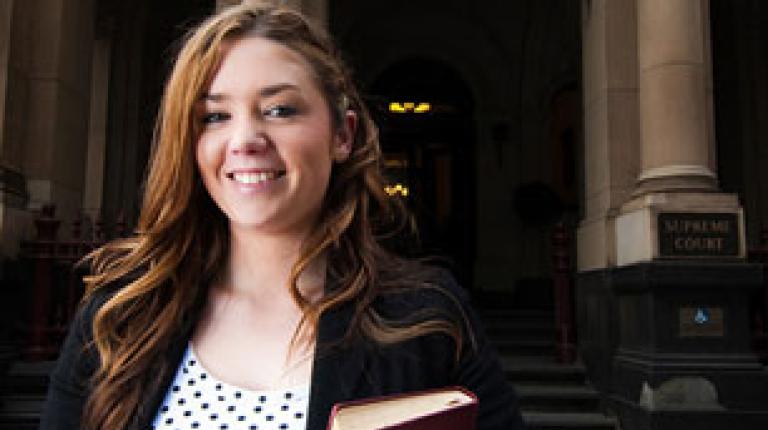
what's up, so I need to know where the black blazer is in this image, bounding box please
[40,275,524,430]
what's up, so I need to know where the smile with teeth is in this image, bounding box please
[227,170,285,185]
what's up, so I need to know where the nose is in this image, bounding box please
[230,115,269,155]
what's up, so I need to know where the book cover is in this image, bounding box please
[326,386,478,430]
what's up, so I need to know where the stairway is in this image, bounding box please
[0,346,50,430]
[479,308,618,430]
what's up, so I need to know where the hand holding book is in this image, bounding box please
[327,387,478,430]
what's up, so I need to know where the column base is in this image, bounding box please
[609,396,768,430]
[577,261,768,430]
[634,165,718,196]
[615,192,746,266]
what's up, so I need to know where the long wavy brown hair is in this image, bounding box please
[81,2,467,429]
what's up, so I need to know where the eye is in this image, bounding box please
[263,105,298,118]
[201,112,230,124]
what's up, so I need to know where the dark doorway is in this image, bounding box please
[367,58,476,286]
[101,0,214,232]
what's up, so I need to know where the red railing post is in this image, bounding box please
[61,213,89,327]
[750,229,768,363]
[95,216,105,243]
[21,204,61,360]
[760,228,768,338]
[115,211,127,237]
[18,207,109,360]
[553,221,576,363]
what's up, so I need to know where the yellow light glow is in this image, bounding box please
[388,102,432,114]
[384,183,410,197]
[414,102,431,113]
[389,102,406,113]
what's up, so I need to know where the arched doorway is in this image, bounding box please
[366,58,476,286]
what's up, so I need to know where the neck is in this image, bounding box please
[221,224,326,302]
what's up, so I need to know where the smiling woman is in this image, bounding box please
[195,36,352,235]
[39,2,524,430]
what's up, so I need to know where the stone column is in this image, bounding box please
[635,0,715,194]
[0,0,11,156]
[0,0,27,258]
[578,3,768,429]
[22,0,95,228]
[577,0,640,271]
[576,0,641,396]
[83,38,111,223]
[1,0,96,255]
[615,0,744,266]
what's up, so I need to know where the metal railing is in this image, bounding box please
[18,205,118,359]
[552,221,576,364]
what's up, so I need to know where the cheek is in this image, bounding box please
[195,136,220,177]
[304,147,334,184]
[280,126,335,169]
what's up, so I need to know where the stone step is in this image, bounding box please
[480,312,556,341]
[0,394,44,430]
[1,361,53,395]
[0,419,38,430]
[493,339,557,355]
[501,356,587,385]
[482,316,554,328]
[517,384,602,412]
[482,321,554,333]
[478,309,554,322]
[487,328,555,340]
[522,411,618,430]
[0,345,17,376]
[484,307,613,427]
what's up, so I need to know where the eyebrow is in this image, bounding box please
[201,83,300,102]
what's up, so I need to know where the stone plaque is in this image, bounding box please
[679,307,724,337]
[658,212,739,257]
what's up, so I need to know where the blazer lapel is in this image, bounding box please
[305,299,370,430]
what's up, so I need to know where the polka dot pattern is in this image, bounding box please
[151,345,310,430]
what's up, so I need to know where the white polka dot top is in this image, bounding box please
[152,344,310,430]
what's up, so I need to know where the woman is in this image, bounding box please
[40,2,524,430]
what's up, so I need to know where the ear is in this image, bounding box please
[332,110,357,162]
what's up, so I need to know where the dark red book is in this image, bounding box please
[326,386,478,430]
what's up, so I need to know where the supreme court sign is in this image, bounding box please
[658,212,740,257]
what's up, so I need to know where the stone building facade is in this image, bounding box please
[0,0,767,428]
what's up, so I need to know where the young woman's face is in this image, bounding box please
[195,36,353,236]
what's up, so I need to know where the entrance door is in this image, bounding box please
[368,58,476,286]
